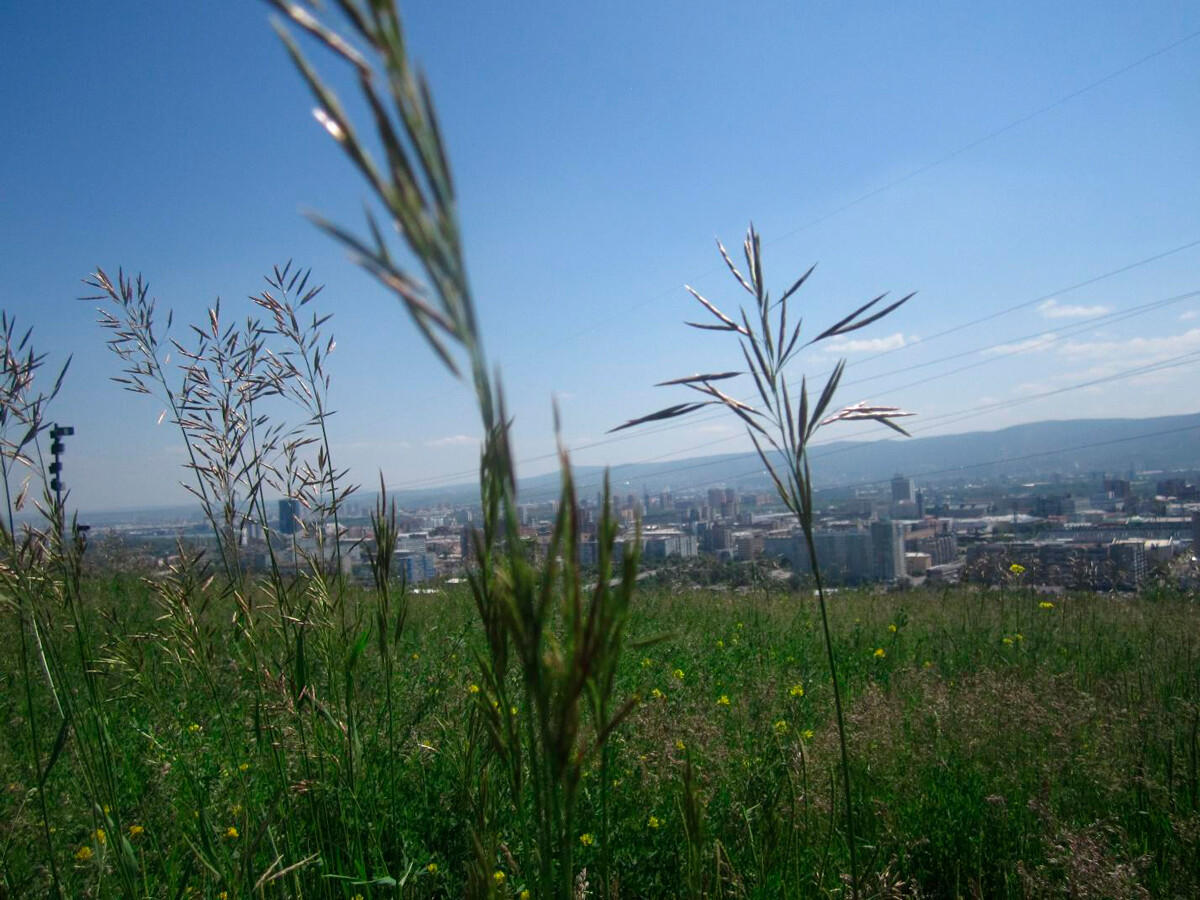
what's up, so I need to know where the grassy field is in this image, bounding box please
[3,575,1198,899]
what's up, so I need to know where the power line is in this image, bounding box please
[378,281,1200,493]
[383,27,1200,412]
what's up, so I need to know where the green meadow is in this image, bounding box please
[3,577,1197,898]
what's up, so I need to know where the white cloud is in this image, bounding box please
[824,332,907,354]
[1180,310,1199,322]
[425,434,478,448]
[1038,299,1112,319]
[1058,327,1200,363]
[983,334,1057,357]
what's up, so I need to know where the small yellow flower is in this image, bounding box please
[1015,633,1024,642]
[520,891,531,900]
[231,804,243,816]
[647,815,661,829]
[493,871,506,884]
[75,845,93,861]
[103,804,111,815]
[94,828,106,845]
[715,640,724,649]
[238,762,250,772]
[225,826,239,839]
[650,688,664,700]
[789,684,804,697]
[187,723,201,733]
[128,824,144,838]
[716,695,730,706]
[773,720,789,735]
[426,862,438,874]
[1010,563,1026,574]
[802,729,814,740]
[641,657,651,668]
[218,892,229,900]
[510,705,518,716]
[873,648,886,659]
[736,622,744,630]
[923,660,933,669]
[888,623,898,633]
[1039,601,1055,610]
[411,652,420,661]
[468,683,480,694]
[579,832,594,846]
[675,739,686,752]
[672,668,684,680]
[1002,637,1014,646]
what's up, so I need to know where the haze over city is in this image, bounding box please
[3,2,1198,513]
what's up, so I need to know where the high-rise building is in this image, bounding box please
[871,519,906,580]
[278,498,302,536]
[891,474,914,503]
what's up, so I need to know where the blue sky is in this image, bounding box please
[2,2,1199,512]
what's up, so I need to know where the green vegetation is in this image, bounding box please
[2,578,1198,898]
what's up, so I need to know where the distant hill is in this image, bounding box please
[81,412,1200,518]
[389,412,1200,506]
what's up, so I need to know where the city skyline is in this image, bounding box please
[3,2,1199,512]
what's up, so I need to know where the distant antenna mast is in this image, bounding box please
[49,424,74,539]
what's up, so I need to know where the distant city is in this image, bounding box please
[82,456,1200,593]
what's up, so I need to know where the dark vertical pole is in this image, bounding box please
[49,425,73,541]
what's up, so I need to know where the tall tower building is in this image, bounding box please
[278,498,302,536]
[891,474,914,504]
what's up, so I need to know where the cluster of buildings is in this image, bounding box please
[106,468,1200,593]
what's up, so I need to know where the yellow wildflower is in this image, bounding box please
[411,652,420,661]
[103,804,111,815]
[426,862,438,874]
[672,668,684,680]
[510,705,518,716]
[650,688,664,700]
[1039,601,1055,610]
[75,845,93,861]
[716,640,724,649]
[187,723,201,733]
[468,683,480,694]
[521,891,531,900]
[675,739,686,751]
[1009,563,1026,574]
[716,695,730,707]
[923,660,933,669]
[231,804,243,816]
[736,622,744,630]
[789,684,804,697]
[888,623,898,633]
[873,648,886,659]
[802,729,814,740]
[1015,633,1024,642]
[641,657,651,668]
[1002,637,1014,646]
[238,762,250,772]
[225,826,239,839]
[94,828,106,845]
[647,815,661,829]
[218,893,228,900]
[773,720,789,735]
[579,832,594,846]
[493,871,506,884]
[128,824,144,838]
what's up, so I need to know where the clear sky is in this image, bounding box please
[2,2,1199,512]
